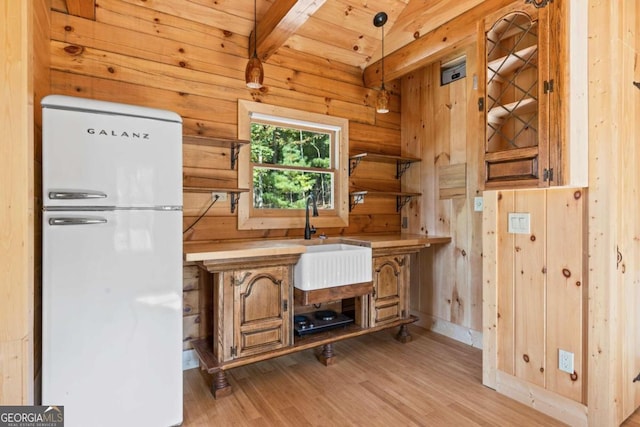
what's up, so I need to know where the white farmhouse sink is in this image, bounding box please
[294,244,372,291]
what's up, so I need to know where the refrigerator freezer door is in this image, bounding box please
[42,103,182,208]
[42,210,183,427]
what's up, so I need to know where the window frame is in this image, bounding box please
[237,100,349,231]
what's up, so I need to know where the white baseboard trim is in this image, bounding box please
[411,310,483,349]
[182,349,200,371]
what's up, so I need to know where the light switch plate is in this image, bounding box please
[508,213,530,234]
[474,196,483,212]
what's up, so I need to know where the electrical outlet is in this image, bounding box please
[558,349,574,374]
[211,192,227,202]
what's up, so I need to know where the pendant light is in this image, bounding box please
[374,11,389,114]
[245,0,264,89]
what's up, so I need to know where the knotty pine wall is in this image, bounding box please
[49,0,402,352]
[50,0,402,242]
[587,1,640,423]
[401,42,484,342]
[0,0,49,405]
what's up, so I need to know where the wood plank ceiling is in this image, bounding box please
[53,0,494,87]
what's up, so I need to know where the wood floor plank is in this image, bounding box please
[182,326,640,426]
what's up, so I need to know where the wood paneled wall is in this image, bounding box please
[401,43,484,342]
[49,0,404,354]
[0,0,49,405]
[483,188,587,414]
[49,0,402,244]
[587,1,640,425]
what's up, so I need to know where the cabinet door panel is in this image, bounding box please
[375,304,400,323]
[233,267,289,358]
[371,255,406,326]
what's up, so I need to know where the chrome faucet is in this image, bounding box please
[304,194,318,240]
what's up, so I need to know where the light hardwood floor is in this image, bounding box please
[183,326,640,426]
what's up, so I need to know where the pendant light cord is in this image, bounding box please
[381,23,385,89]
[253,0,258,58]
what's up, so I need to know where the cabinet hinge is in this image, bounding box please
[478,97,484,111]
[283,300,288,312]
[230,346,237,357]
[544,79,555,94]
[543,168,554,182]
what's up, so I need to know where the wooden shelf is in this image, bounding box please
[192,315,418,374]
[183,187,249,213]
[349,153,421,178]
[183,135,249,148]
[487,17,538,46]
[487,44,538,83]
[487,97,538,125]
[183,187,249,193]
[350,191,421,212]
[183,135,249,170]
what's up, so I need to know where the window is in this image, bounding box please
[238,100,349,231]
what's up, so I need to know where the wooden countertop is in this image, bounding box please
[184,234,450,262]
[340,234,451,249]
[184,240,308,262]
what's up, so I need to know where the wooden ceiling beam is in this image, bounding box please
[64,0,96,20]
[363,0,522,87]
[249,0,327,62]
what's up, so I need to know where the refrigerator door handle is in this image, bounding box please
[48,190,107,200]
[48,217,108,226]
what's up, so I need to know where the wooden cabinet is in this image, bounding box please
[370,254,407,326]
[229,267,291,359]
[483,5,557,188]
[368,245,421,328]
[187,237,450,398]
[207,256,297,363]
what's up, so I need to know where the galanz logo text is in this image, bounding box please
[87,128,150,139]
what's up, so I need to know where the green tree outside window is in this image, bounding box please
[251,123,334,210]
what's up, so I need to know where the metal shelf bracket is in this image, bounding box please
[230,192,241,213]
[396,161,413,178]
[396,195,414,212]
[350,193,365,211]
[349,157,363,176]
[230,143,241,170]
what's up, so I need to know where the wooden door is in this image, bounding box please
[370,255,407,326]
[232,266,290,358]
[484,188,586,405]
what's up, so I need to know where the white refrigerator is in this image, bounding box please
[41,95,183,427]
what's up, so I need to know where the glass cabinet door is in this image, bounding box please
[484,11,547,187]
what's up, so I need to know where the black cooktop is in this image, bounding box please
[293,310,354,336]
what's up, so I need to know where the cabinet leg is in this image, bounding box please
[396,324,413,343]
[316,343,337,366]
[211,370,233,399]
